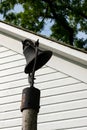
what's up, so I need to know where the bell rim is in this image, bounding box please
[24,50,52,74]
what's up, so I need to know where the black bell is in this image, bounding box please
[22,39,52,74]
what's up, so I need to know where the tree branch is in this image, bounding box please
[42,0,74,45]
[60,0,87,19]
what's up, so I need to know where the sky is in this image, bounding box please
[0,14,3,20]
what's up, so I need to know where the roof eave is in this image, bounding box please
[0,21,87,67]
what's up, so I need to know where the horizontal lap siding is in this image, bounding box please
[0,59,25,71]
[0,46,9,53]
[0,46,87,130]
[0,126,21,130]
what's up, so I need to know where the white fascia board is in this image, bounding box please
[0,22,87,67]
[47,55,87,83]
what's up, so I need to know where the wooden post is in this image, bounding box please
[22,109,38,130]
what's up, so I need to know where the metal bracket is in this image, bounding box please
[28,39,39,87]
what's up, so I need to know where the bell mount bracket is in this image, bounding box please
[28,39,39,87]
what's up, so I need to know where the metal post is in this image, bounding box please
[21,40,40,130]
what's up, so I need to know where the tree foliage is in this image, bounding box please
[0,0,87,48]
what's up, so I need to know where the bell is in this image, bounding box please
[22,39,52,74]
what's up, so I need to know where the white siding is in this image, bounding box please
[0,45,87,130]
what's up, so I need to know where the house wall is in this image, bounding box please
[0,37,87,129]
